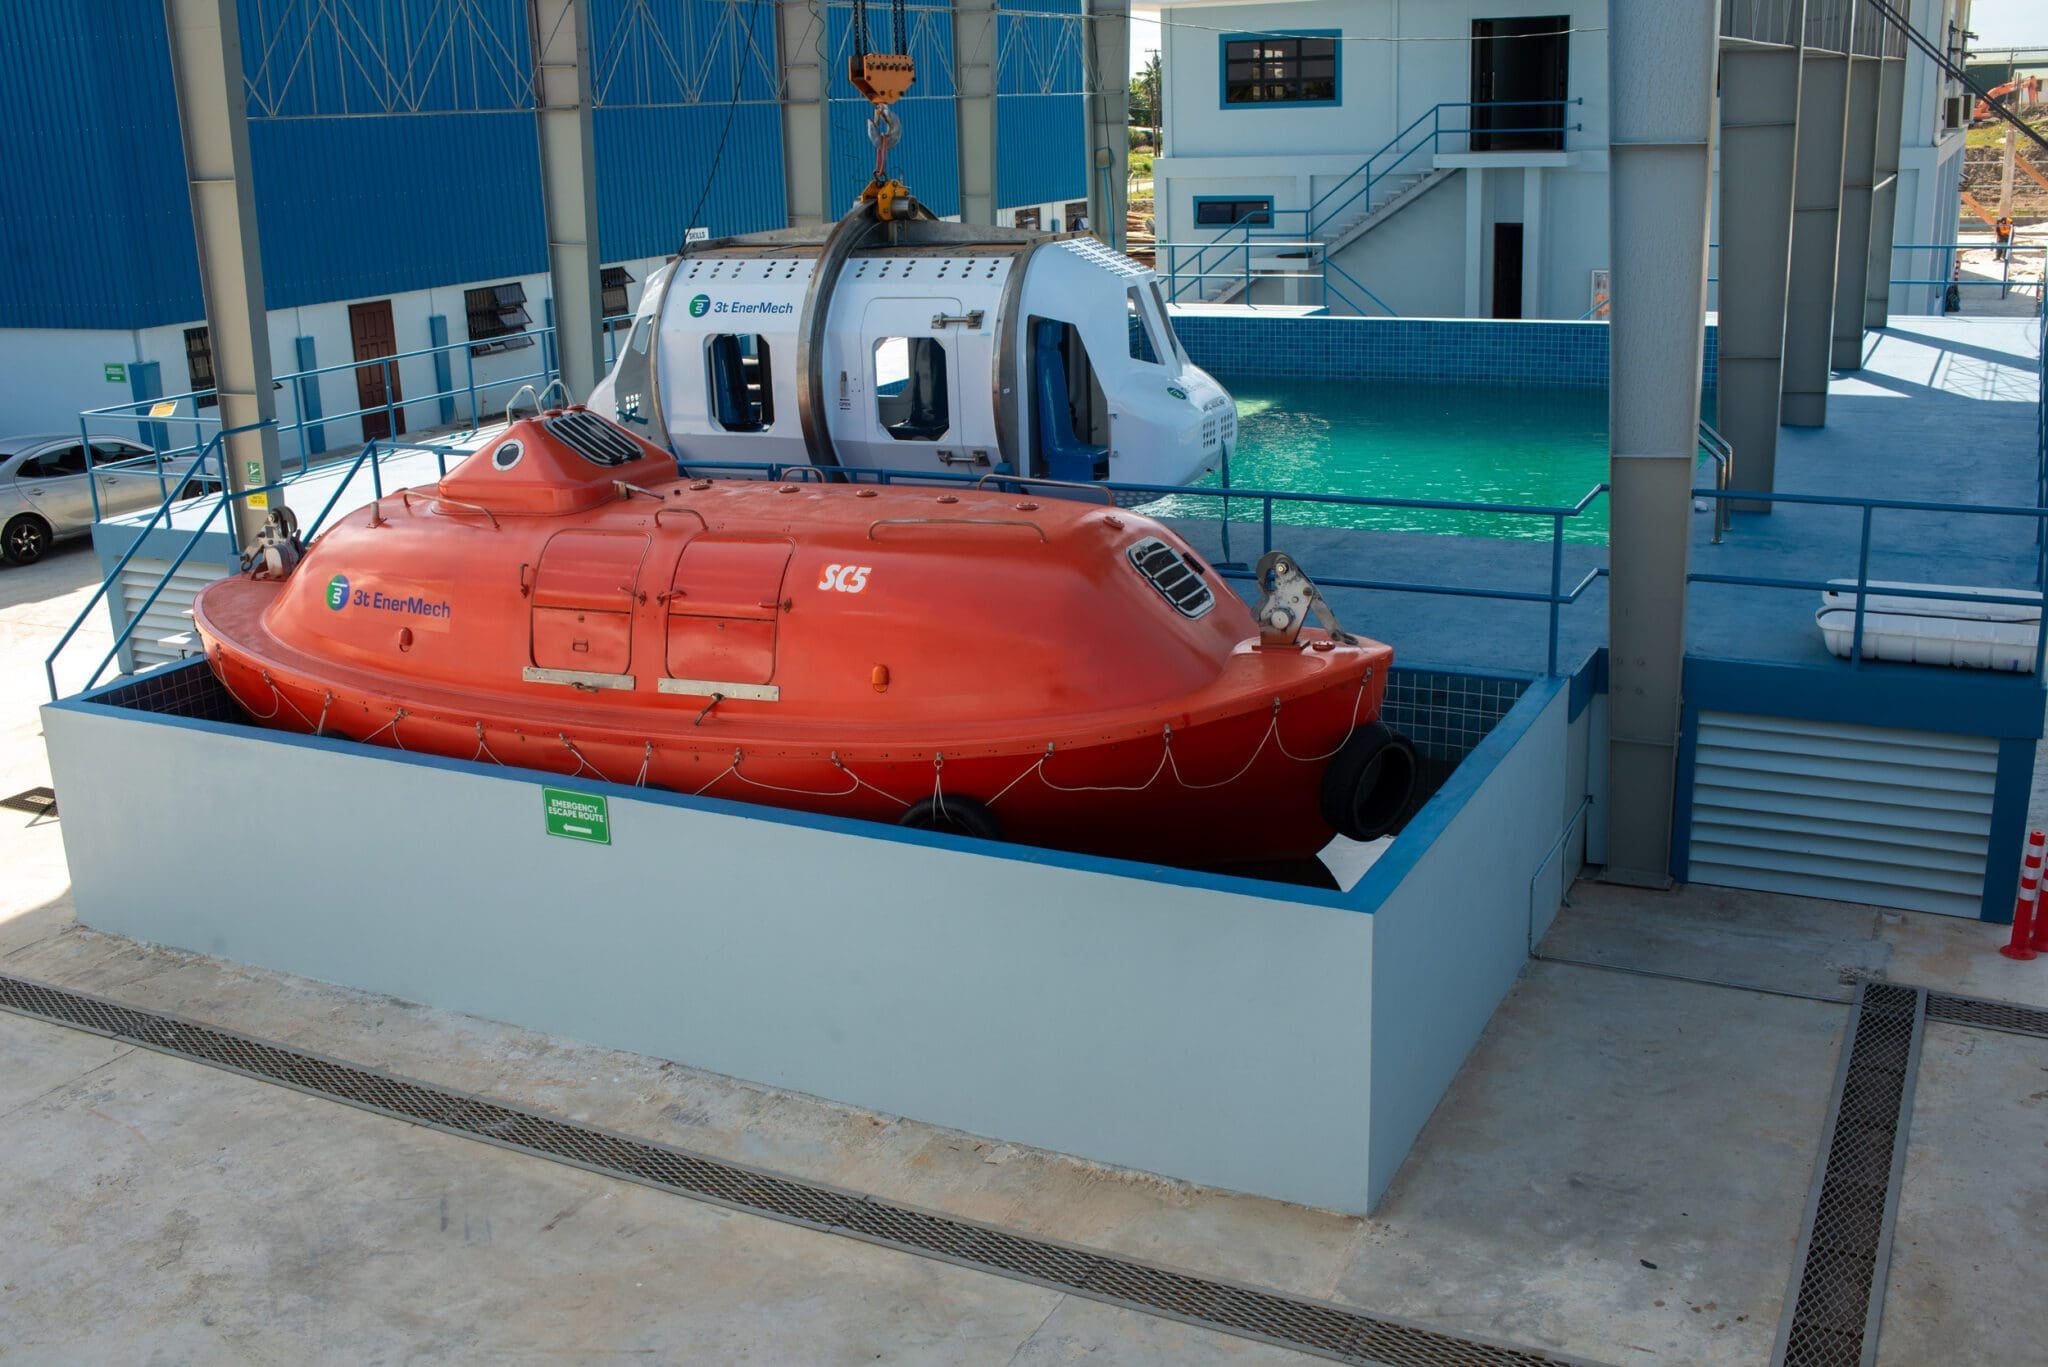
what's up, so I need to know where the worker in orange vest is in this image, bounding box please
[1995,216,2014,261]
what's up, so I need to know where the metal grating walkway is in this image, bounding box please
[0,972,1591,1367]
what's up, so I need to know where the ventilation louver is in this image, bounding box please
[1127,537,1214,618]
[548,410,644,467]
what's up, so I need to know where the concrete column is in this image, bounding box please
[1715,40,1802,506]
[1604,0,1719,887]
[953,0,999,225]
[779,0,832,226]
[1864,53,1905,329]
[1780,26,1850,426]
[1523,167,1545,318]
[1082,0,1129,245]
[1830,48,1881,369]
[531,0,602,400]
[162,0,283,544]
[1463,168,1485,317]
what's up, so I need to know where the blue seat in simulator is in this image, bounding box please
[1032,320,1108,481]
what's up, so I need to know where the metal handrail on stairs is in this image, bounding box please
[1162,99,1585,307]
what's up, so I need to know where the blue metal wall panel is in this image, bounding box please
[589,0,788,255]
[825,1,961,218]
[249,114,547,309]
[1,0,790,329]
[994,0,1087,209]
[0,3,202,328]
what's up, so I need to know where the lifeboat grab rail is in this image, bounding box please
[677,457,1611,677]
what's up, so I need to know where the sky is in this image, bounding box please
[1127,0,2046,76]
[1967,0,2044,50]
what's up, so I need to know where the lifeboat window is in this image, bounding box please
[1028,318,1109,481]
[873,336,950,442]
[707,334,776,433]
[1127,537,1215,619]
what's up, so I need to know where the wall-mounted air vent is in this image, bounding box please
[548,410,643,467]
[1127,537,1214,618]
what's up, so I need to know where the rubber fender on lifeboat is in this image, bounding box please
[1320,723,1418,842]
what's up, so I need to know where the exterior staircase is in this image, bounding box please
[1195,167,1455,307]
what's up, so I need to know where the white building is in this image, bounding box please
[1148,0,1975,319]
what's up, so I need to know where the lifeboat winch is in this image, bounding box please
[194,409,1415,869]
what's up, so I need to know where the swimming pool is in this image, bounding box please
[1141,379,1613,544]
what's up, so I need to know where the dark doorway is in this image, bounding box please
[1470,17,1569,152]
[1492,223,1525,319]
[349,300,406,442]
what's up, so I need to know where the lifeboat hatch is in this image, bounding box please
[528,530,650,685]
[662,537,794,697]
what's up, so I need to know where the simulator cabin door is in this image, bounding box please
[858,298,963,469]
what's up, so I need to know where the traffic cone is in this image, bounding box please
[2000,829,2044,961]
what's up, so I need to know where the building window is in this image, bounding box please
[1013,206,1041,231]
[184,327,217,409]
[1221,32,1340,106]
[707,334,775,433]
[1065,200,1090,230]
[1193,197,1274,228]
[465,282,534,355]
[601,266,634,332]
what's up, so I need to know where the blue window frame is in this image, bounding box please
[1219,31,1341,107]
[1193,196,1275,228]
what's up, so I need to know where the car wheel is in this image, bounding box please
[2,514,52,566]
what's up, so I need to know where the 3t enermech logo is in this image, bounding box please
[688,294,711,318]
[326,574,350,611]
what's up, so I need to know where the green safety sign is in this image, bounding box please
[543,786,611,844]
[104,363,126,383]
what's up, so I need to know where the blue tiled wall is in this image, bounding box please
[1382,667,1528,764]
[1160,314,1719,392]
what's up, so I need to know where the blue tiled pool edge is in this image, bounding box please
[1165,314,1718,391]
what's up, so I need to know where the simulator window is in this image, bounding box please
[873,336,950,441]
[707,334,775,432]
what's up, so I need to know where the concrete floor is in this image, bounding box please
[6,389,2048,1361]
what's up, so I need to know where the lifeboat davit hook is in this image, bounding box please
[239,505,303,580]
[1254,550,1357,648]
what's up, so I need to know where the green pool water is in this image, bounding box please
[1142,380,1613,545]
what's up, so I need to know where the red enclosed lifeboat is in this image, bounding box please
[193,408,1415,869]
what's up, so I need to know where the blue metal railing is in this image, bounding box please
[1687,485,2048,676]
[1700,242,2046,315]
[74,315,634,523]
[1162,100,1583,306]
[43,424,259,700]
[45,426,478,700]
[666,458,1610,677]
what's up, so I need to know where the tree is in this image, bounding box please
[1129,52,1161,132]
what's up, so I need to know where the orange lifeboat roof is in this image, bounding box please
[439,407,678,515]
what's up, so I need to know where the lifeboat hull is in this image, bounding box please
[193,411,1398,868]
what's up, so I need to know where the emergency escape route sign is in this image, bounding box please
[543,787,611,845]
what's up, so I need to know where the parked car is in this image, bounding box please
[1,435,214,565]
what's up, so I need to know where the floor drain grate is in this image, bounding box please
[1925,992,2048,1039]
[1772,981,1925,1367]
[0,786,56,817]
[0,972,1595,1367]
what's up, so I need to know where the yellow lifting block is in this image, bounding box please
[860,178,914,221]
[850,53,915,105]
